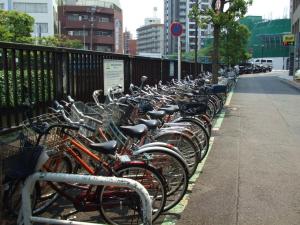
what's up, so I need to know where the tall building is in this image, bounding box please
[240,16,291,70]
[291,0,300,74]
[128,39,137,55]
[0,0,58,37]
[58,0,123,53]
[136,18,164,57]
[164,0,213,55]
[123,30,132,54]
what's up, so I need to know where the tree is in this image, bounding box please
[189,0,252,83]
[36,35,83,49]
[0,10,34,43]
[220,22,251,65]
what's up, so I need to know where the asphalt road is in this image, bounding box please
[177,72,300,225]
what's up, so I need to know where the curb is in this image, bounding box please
[278,77,300,92]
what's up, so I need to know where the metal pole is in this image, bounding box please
[178,36,181,81]
[194,0,199,77]
[21,172,152,225]
[83,24,86,50]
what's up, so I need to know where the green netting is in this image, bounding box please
[240,17,291,58]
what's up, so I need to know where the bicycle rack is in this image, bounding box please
[20,172,152,225]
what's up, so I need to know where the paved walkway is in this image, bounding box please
[177,72,300,225]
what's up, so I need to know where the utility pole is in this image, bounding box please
[90,6,96,50]
[194,0,199,77]
[83,24,86,50]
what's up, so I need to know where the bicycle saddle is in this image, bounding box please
[90,141,118,155]
[166,105,180,112]
[159,106,177,115]
[120,124,148,139]
[138,119,159,130]
[147,110,166,119]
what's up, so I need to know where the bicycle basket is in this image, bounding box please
[70,102,102,137]
[21,113,64,148]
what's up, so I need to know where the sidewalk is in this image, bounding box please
[277,72,300,90]
[176,73,300,225]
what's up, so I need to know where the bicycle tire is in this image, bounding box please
[33,151,73,215]
[133,148,189,211]
[174,117,210,161]
[98,163,167,224]
[154,131,200,176]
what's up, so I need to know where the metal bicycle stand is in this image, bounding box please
[20,172,152,225]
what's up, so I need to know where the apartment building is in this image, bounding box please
[164,0,213,55]
[136,18,164,57]
[58,0,123,53]
[0,0,57,37]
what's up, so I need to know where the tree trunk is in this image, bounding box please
[212,24,220,84]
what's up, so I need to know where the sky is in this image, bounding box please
[120,0,291,38]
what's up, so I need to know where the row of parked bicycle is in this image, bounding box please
[1,73,236,225]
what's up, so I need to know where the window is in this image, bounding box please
[201,4,208,10]
[68,30,88,36]
[0,3,4,9]
[95,30,112,36]
[13,3,48,13]
[99,16,111,22]
[36,23,48,33]
[68,14,79,21]
[96,45,112,52]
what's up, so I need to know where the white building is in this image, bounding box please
[137,18,164,56]
[0,0,57,37]
[164,0,213,55]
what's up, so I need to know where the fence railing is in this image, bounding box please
[0,41,212,131]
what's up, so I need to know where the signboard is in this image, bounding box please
[170,22,183,37]
[170,61,174,77]
[103,59,124,95]
[283,34,295,46]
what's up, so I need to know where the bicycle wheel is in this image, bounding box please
[33,151,73,215]
[99,163,167,224]
[133,148,189,211]
[155,131,199,176]
[3,179,37,218]
[174,117,210,161]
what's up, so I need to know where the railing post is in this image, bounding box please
[20,172,152,225]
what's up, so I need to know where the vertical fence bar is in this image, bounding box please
[33,50,39,114]
[2,48,11,127]
[11,49,19,125]
[51,52,57,101]
[19,50,26,121]
[78,53,83,101]
[46,51,51,102]
[70,53,75,97]
[65,52,70,95]
[39,51,46,113]
[26,50,32,102]
[82,54,88,101]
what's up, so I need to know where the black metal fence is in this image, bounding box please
[0,41,212,131]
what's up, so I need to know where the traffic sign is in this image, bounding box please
[170,22,183,37]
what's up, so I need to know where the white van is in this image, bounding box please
[254,59,273,71]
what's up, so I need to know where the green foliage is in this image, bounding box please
[35,35,83,49]
[189,0,252,83]
[220,22,251,65]
[0,10,34,43]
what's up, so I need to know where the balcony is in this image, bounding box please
[63,20,114,30]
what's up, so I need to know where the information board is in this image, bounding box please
[103,59,124,95]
